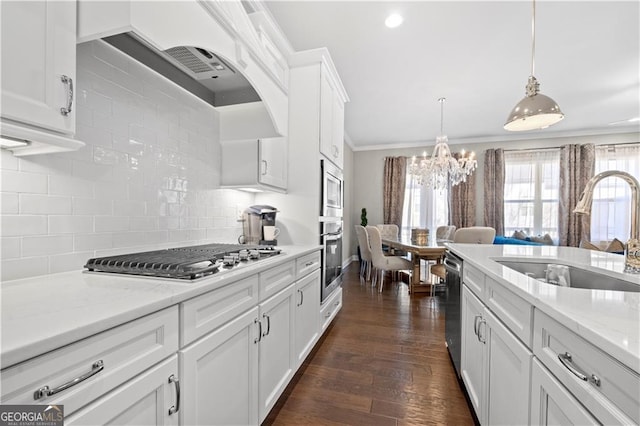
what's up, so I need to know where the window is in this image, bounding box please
[503,149,560,240]
[401,171,449,241]
[591,143,640,243]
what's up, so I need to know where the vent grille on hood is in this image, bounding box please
[164,46,236,80]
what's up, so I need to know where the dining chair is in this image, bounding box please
[376,224,399,241]
[355,225,373,281]
[366,225,412,292]
[435,225,456,241]
[430,226,496,284]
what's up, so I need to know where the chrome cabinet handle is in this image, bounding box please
[60,75,73,116]
[297,289,304,307]
[254,318,262,343]
[478,319,487,344]
[473,315,482,337]
[263,313,270,337]
[168,375,180,415]
[305,261,314,267]
[557,352,600,386]
[34,360,104,400]
[261,160,268,175]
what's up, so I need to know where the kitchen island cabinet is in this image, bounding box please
[449,244,640,426]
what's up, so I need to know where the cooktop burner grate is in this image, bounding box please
[84,243,281,280]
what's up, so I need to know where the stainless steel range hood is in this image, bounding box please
[77,0,289,139]
[104,33,261,108]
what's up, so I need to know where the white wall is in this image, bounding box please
[351,131,639,255]
[342,142,354,265]
[0,41,255,281]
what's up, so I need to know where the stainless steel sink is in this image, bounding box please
[496,260,640,293]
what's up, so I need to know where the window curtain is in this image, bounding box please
[383,156,407,229]
[484,148,504,236]
[592,143,640,243]
[558,143,595,246]
[449,152,477,229]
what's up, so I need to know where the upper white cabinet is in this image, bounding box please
[290,48,349,170]
[221,138,288,192]
[0,0,84,155]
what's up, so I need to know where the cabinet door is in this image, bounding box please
[485,309,533,426]
[461,285,486,422]
[65,356,179,425]
[331,94,345,168]
[180,307,259,426]
[258,284,296,423]
[319,64,334,162]
[259,137,288,189]
[530,358,598,425]
[1,0,76,134]
[294,269,321,367]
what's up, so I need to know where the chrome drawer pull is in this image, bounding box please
[263,313,271,337]
[168,375,180,415]
[558,352,590,382]
[254,318,262,343]
[60,75,73,116]
[34,360,104,400]
[305,261,314,267]
[473,315,482,337]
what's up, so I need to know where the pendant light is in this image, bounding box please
[504,0,564,131]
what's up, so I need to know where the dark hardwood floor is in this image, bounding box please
[263,262,475,425]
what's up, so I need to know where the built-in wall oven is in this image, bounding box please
[321,220,343,303]
[321,159,343,219]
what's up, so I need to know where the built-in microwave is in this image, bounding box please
[321,159,343,219]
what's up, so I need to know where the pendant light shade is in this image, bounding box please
[504,0,564,131]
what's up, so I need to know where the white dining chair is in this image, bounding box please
[366,225,412,292]
[355,225,373,281]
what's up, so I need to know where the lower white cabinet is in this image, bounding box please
[530,358,598,425]
[66,355,180,426]
[179,307,259,426]
[461,285,533,425]
[258,283,296,422]
[294,269,321,367]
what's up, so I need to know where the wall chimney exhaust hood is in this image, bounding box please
[77,0,288,139]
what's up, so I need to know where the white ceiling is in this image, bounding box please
[263,1,640,150]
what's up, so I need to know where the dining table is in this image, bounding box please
[381,237,448,294]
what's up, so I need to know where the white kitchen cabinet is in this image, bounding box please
[320,287,343,332]
[530,358,598,425]
[294,269,321,367]
[461,285,533,425]
[220,138,288,192]
[179,307,259,426]
[258,283,296,423]
[66,355,180,425]
[0,0,84,155]
[319,63,345,168]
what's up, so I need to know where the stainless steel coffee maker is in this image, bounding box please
[241,205,279,245]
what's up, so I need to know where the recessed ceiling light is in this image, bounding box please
[385,13,403,28]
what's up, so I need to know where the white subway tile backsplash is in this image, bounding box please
[49,175,94,197]
[1,40,252,281]
[20,194,72,215]
[74,233,113,251]
[1,170,48,194]
[95,216,129,233]
[1,257,48,281]
[2,215,47,236]
[1,237,21,259]
[2,192,19,214]
[22,235,73,257]
[49,215,93,234]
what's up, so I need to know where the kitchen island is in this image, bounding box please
[447,243,639,425]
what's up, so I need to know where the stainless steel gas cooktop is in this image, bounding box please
[84,243,282,280]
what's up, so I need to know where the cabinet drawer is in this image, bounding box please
[260,261,296,300]
[320,288,342,331]
[463,263,484,297]
[533,310,639,425]
[0,306,179,417]
[485,276,533,347]
[296,251,321,279]
[181,275,259,346]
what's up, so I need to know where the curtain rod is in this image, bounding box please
[504,141,639,153]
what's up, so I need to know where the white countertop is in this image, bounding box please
[447,244,640,373]
[0,245,320,369]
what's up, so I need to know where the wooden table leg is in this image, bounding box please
[410,254,421,294]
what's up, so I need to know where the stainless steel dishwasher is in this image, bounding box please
[444,250,463,378]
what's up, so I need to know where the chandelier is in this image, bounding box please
[409,98,477,190]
